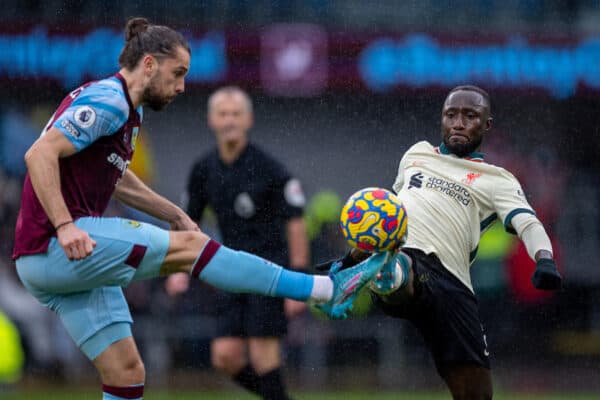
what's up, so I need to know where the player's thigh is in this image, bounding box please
[16,217,170,293]
[248,337,281,373]
[439,363,493,400]
[160,229,212,275]
[29,285,134,361]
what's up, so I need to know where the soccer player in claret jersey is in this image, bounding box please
[319,86,562,400]
[12,18,382,400]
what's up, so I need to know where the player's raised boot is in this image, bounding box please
[316,251,390,319]
[369,251,411,296]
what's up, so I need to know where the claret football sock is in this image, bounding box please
[102,383,144,400]
[190,239,332,302]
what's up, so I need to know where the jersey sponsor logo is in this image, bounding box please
[107,152,130,175]
[425,176,472,206]
[73,106,96,128]
[461,172,482,185]
[60,119,80,138]
[284,178,306,207]
[234,192,256,219]
[408,172,424,189]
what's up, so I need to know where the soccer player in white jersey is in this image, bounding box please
[321,85,562,400]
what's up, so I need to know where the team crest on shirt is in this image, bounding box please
[461,172,482,185]
[234,192,256,219]
[73,106,96,128]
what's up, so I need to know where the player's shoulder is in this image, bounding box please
[76,76,130,120]
[405,140,436,156]
[486,163,521,185]
[399,141,435,163]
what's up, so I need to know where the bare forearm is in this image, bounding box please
[287,218,309,269]
[114,170,184,223]
[25,146,71,227]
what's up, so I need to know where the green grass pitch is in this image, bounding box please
[2,391,600,399]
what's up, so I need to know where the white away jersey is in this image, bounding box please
[393,141,535,292]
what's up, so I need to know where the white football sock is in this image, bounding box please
[310,275,334,302]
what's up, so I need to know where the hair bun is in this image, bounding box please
[125,17,150,41]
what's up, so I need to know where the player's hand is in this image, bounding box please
[531,258,562,290]
[285,299,307,319]
[56,222,96,261]
[165,272,190,296]
[170,212,200,232]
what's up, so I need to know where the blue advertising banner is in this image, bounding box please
[0,27,227,87]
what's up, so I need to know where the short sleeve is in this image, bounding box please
[53,81,129,152]
[186,160,208,222]
[270,163,305,220]
[392,153,409,194]
[493,171,536,234]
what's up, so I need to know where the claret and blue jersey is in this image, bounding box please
[13,73,143,259]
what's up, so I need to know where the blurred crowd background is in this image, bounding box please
[1,0,600,394]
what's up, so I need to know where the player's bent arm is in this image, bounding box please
[25,128,77,227]
[511,213,553,260]
[24,127,96,260]
[511,213,562,290]
[114,170,198,231]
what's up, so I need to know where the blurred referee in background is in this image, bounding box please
[169,86,309,400]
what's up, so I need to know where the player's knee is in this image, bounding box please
[175,230,210,251]
[211,347,245,375]
[164,230,212,274]
[248,340,281,374]
[123,357,146,384]
[249,352,280,375]
[98,356,145,386]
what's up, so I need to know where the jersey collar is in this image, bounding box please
[114,72,135,112]
[437,143,485,162]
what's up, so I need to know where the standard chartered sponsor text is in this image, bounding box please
[426,177,471,206]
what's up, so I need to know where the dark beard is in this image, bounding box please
[141,82,171,111]
[142,90,170,111]
[443,135,482,158]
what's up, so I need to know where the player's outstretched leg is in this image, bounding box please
[159,232,388,319]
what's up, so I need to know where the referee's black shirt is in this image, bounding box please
[186,143,305,266]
